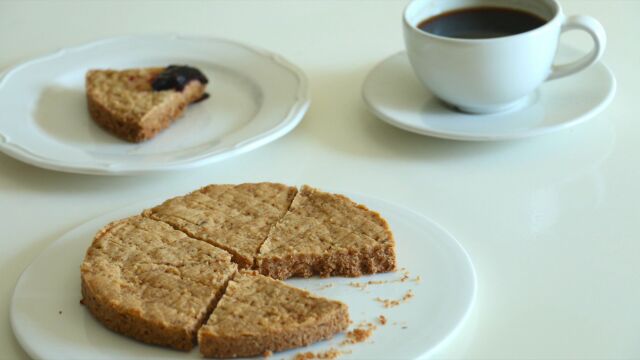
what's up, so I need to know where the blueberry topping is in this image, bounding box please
[151,65,208,92]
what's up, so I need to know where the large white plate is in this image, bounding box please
[0,35,309,175]
[11,193,476,360]
[362,48,616,141]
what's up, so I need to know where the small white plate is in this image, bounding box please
[362,48,616,141]
[11,193,476,360]
[0,35,309,175]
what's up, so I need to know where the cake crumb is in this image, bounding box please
[349,328,371,343]
[367,280,387,285]
[348,281,369,290]
[317,348,342,359]
[378,315,387,325]
[293,348,345,360]
[315,283,334,291]
[294,352,314,360]
[347,269,421,290]
[403,289,414,301]
[374,289,414,308]
[341,322,377,345]
[263,350,273,358]
[374,297,400,308]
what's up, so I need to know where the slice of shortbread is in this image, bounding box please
[256,185,396,279]
[198,270,349,358]
[143,183,298,269]
[86,66,207,142]
[80,216,236,351]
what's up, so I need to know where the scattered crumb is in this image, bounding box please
[58,310,62,315]
[292,272,419,359]
[374,297,400,308]
[367,280,387,285]
[316,349,342,359]
[293,348,346,360]
[294,352,314,360]
[347,269,421,290]
[315,283,334,291]
[403,289,414,301]
[349,329,371,343]
[341,322,377,345]
[374,289,414,308]
[348,281,368,289]
[263,350,273,358]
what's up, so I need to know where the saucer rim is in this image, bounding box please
[362,50,617,141]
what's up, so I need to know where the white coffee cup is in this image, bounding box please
[403,0,606,114]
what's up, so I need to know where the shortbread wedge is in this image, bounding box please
[86,66,207,142]
[80,216,236,351]
[256,185,396,279]
[143,183,297,269]
[198,270,349,358]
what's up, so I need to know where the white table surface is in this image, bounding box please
[1,1,638,359]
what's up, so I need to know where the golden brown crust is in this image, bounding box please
[256,185,396,279]
[80,216,236,351]
[198,271,349,358]
[85,68,206,142]
[81,278,202,351]
[199,315,349,358]
[257,244,396,280]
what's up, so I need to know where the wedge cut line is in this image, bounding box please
[256,185,397,279]
[81,183,397,356]
[80,216,237,351]
[198,270,350,358]
[143,183,298,269]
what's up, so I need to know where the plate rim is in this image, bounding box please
[10,191,477,360]
[0,34,310,175]
[362,50,617,141]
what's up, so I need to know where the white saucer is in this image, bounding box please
[11,193,476,360]
[362,48,616,141]
[0,35,309,175]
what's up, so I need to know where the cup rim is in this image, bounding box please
[403,0,563,43]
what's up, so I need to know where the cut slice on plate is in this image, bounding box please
[80,216,237,351]
[198,270,349,358]
[86,66,207,142]
[257,185,397,279]
[143,183,298,269]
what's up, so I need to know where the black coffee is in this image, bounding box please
[418,6,547,39]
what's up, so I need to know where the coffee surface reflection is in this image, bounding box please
[418,7,547,39]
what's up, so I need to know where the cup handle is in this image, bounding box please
[547,15,606,81]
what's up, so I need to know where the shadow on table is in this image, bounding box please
[298,65,516,163]
[0,152,148,192]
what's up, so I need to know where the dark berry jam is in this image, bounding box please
[151,65,208,92]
